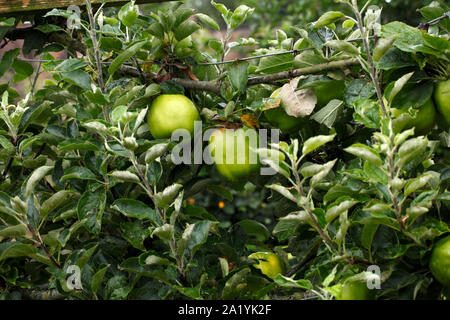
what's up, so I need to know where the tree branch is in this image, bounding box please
[247,59,359,85]
[119,59,359,94]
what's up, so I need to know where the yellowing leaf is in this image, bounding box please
[279,77,317,117]
[240,114,260,129]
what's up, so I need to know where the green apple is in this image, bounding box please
[147,94,200,139]
[313,80,345,107]
[430,235,450,288]
[339,280,374,300]
[391,99,436,135]
[208,128,260,181]
[434,79,450,126]
[248,252,285,280]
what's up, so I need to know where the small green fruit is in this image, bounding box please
[248,252,284,280]
[339,280,374,300]
[434,79,450,126]
[430,235,450,288]
[208,128,260,181]
[147,94,200,139]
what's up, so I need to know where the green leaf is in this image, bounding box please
[184,205,217,221]
[174,20,201,42]
[211,1,230,17]
[344,80,376,105]
[154,184,183,208]
[118,2,139,27]
[0,49,20,78]
[273,274,313,289]
[361,223,379,251]
[388,72,414,103]
[364,161,388,184]
[237,219,270,242]
[151,224,174,241]
[300,162,327,179]
[311,99,344,129]
[85,89,109,105]
[109,171,140,183]
[342,19,356,29]
[50,59,88,72]
[174,7,195,27]
[35,24,63,33]
[397,136,428,168]
[0,135,14,149]
[148,22,165,39]
[121,221,150,251]
[0,242,37,261]
[12,60,34,83]
[25,165,53,198]
[77,189,106,234]
[314,11,344,28]
[207,185,233,201]
[325,40,360,56]
[256,52,294,74]
[382,21,450,61]
[391,81,434,110]
[111,105,128,122]
[196,13,220,31]
[145,143,169,164]
[344,143,382,166]
[40,190,73,218]
[352,98,381,129]
[404,173,435,198]
[219,257,229,278]
[61,167,98,181]
[373,36,399,62]
[111,198,159,223]
[108,41,147,76]
[266,184,297,203]
[20,100,53,132]
[227,62,248,94]
[186,220,217,257]
[326,198,359,223]
[0,224,27,238]
[58,138,100,151]
[0,17,15,28]
[91,265,109,295]
[230,5,254,29]
[61,70,91,90]
[222,268,250,299]
[105,275,132,300]
[310,159,337,186]
[302,134,336,157]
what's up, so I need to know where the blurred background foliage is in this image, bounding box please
[145,0,437,30]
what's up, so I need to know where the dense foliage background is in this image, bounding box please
[0,0,449,300]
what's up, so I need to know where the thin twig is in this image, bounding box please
[418,11,450,29]
[247,59,359,85]
[85,0,104,93]
[85,0,109,122]
[30,61,42,97]
[353,4,387,116]
[285,239,321,277]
